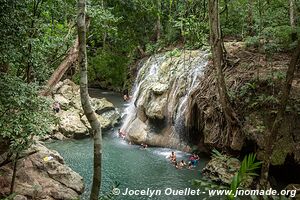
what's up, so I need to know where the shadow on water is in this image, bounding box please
[46,89,215,200]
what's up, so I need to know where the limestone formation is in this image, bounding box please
[0,143,84,199]
[48,79,120,139]
[202,157,241,185]
[122,50,209,149]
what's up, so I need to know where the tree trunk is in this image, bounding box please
[289,0,296,29]
[260,41,300,188]
[156,0,162,41]
[40,39,79,96]
[247,0,254,36]
[10,153,19,194]
[77,1,102,200]
[208,0,241,150]
[289,0,297,41]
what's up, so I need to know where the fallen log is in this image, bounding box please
[40,38,79,96]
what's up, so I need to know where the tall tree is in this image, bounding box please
[156,0,162,41]
[247,0,254,36]
[289,0,297,41]
[289,0,296,29]
[260,41,300,188]
[77,0,102,199]
[208,0,241,150]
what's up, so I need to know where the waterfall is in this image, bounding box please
[121,55,166,133]
[121,50,208,148]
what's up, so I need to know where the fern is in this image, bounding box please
[228,153,262,200]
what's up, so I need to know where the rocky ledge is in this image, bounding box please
[202,157,241,185]
[0,143,84,200]
[202,155,253,187]
[47,79,120,140]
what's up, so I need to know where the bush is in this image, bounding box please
[245,36,260,48]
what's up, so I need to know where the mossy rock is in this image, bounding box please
[271,134,294,165]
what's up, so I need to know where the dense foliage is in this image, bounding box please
[0,75,53,153]
[1,0,298,89]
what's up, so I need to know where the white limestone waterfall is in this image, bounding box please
[121,50,208,149]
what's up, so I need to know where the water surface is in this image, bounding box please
[47,89,210,200]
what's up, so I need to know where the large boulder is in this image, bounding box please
[53,94,70,110]
[121,50,209,149]
[127,118,148,143]
[202,157,241,185]
[0,143,84,199]
[57,109,89,139]
[81,114,111,131]
[49,79,121,139]
[91,97,115,114]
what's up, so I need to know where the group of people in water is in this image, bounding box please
[168,151,200,170]
[118,129,200,170]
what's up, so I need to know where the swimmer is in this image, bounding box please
[118,129,126,139]
[175,161,181,169]
[179,160,187,167]
[168,151,176,163]
[140,143,148,149]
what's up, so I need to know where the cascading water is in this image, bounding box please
[121,54,166,133]
[121,50,209,149]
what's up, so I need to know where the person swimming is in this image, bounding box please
[169,151,176,163]
[123,89,131,102]
[187,162,193,169]
[174,161,181,169]
[189,153,200,167]
[140,143,148,149]
[179,160,186,167]
[118,129,126,139]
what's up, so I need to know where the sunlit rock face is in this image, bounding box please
[121,50,208,150]
[0,143,84,199]
[49,79,120,139]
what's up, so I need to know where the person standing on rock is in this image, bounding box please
[53,101,61,113]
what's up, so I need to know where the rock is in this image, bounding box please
[53,94,70,110]
[121,50,208,149]
[0,143,84,199]
[46,161,83,193]
[145,96,167,120]
[50,79,120,138]
[91,97,115,113]
[151,83,169,95]
[81,114,111,131]
[127,118,148,143]
[57,109,89,139]
[69,95,82,110]
[202,157,241,185]
[51,132,67,140]
[100,110,120,127]
[137,106,147,122]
